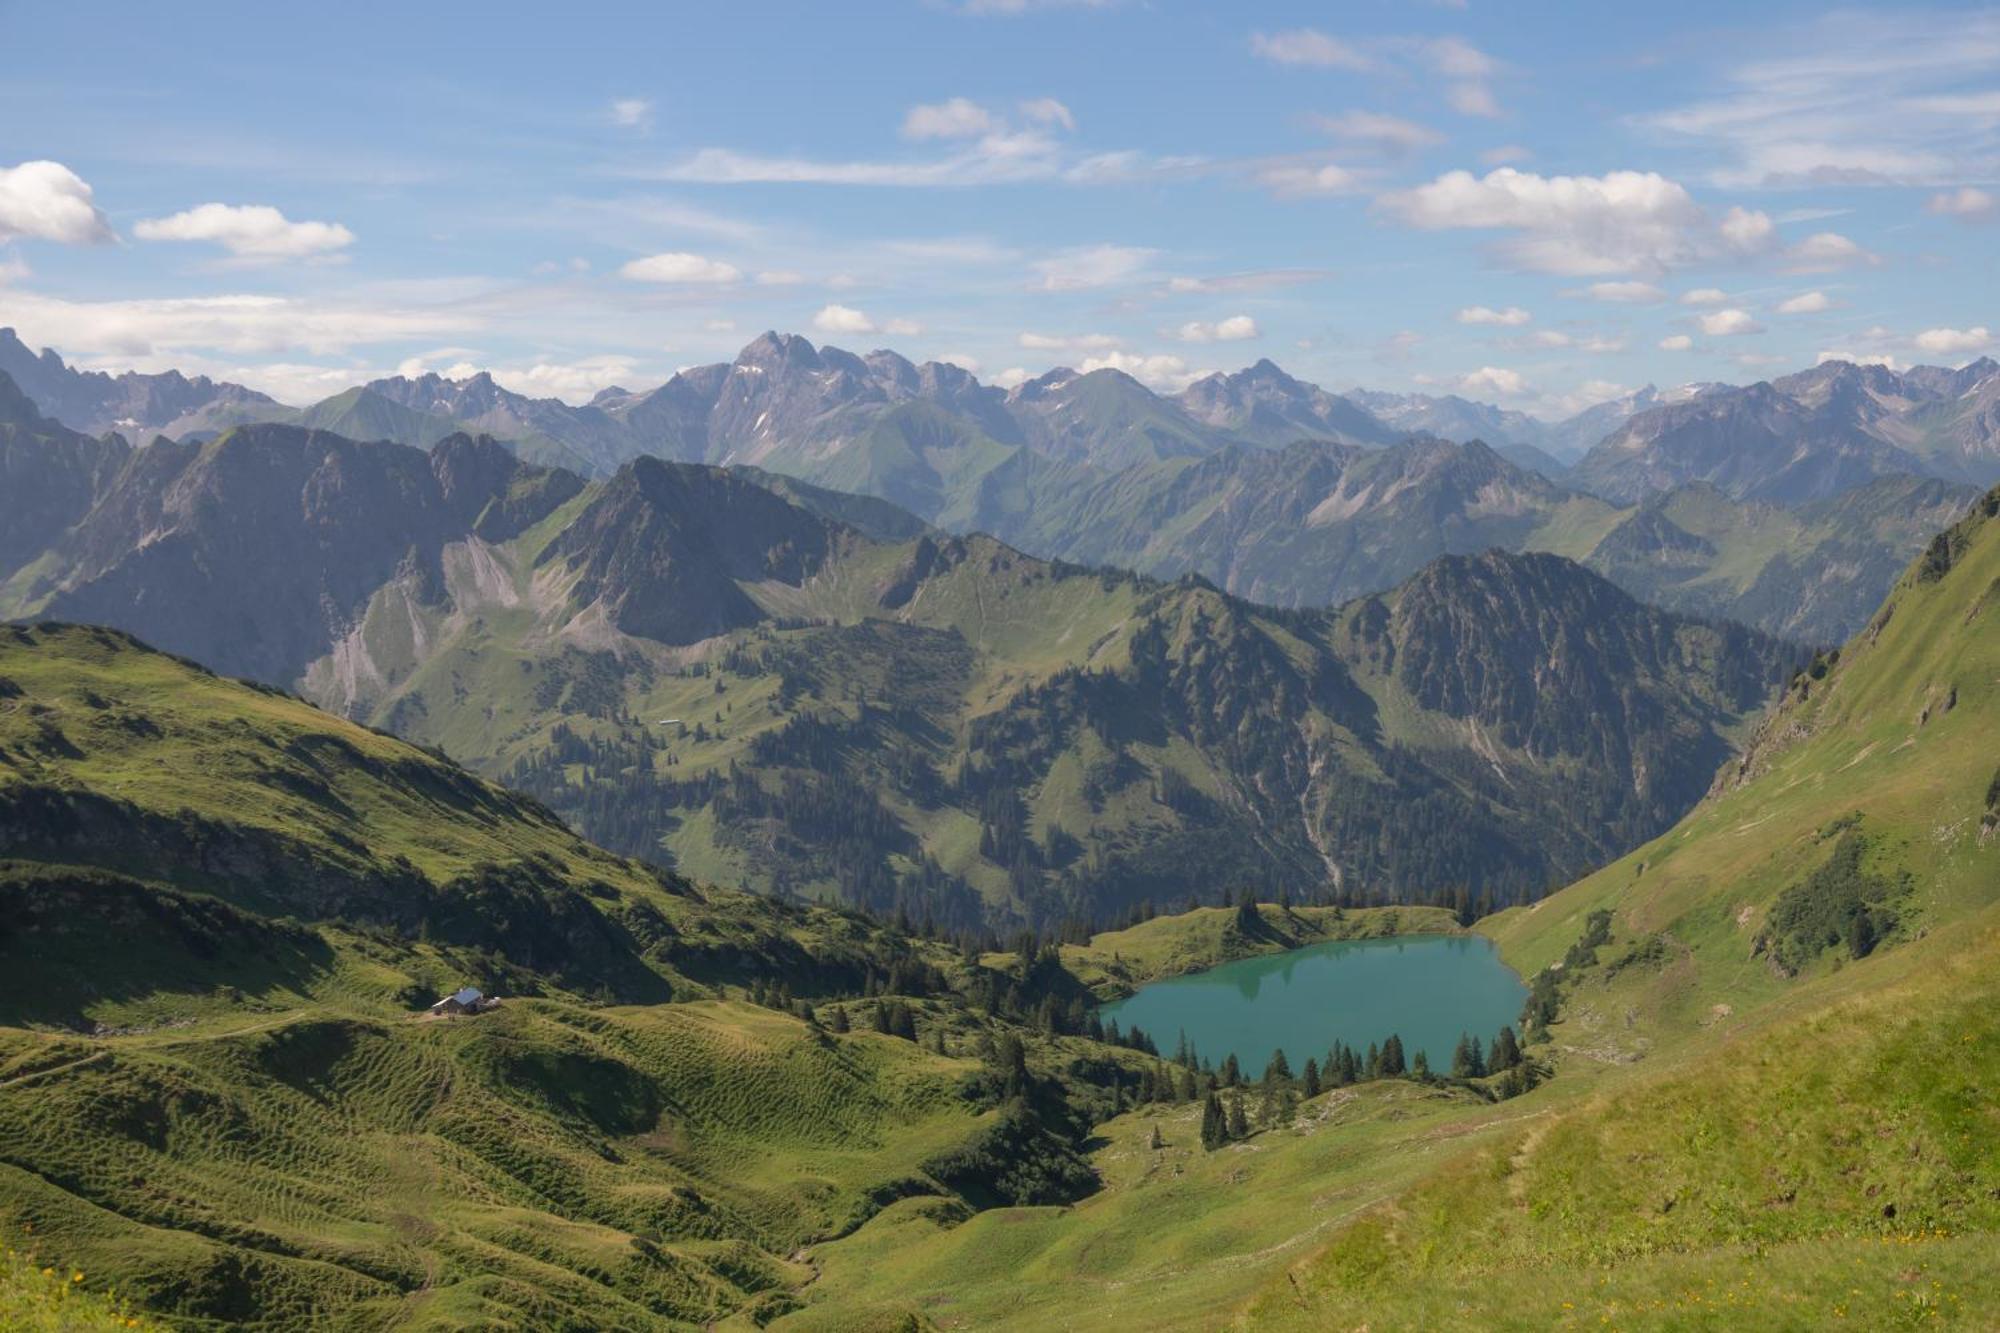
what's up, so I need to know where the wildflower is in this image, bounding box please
[73,1269,84,1282]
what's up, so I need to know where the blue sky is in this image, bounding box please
[0,0,1995,415]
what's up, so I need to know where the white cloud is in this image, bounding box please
[1528,330,1571,347]
[0,252,28,283]
[1913,325,1992,355]
[488,356,643,403]
[1580,280,1667,304]
[1458,365,1531,398]
[610,98,653,129]
[1783,230,1878,272]
[0,161,113,245]
[1776,290,1832,315]
[1030,243,1156,290]
[1641,13,2000,187]
[990,366,1032,389]
[1018,330,1120,352]
[1418,36,1497,79]
[1456,304,1531,326]
[1166,268,1332,294]
[1249,29,1372,70]
[936,352,982,372]
[1548,378,1635,416]
[1077,349,1204,391]
[1175,315,1259,343]
[1698,308,1764,336]
[1448,82,1502,119]
[902,97,997,140]
[811,304,920,337]
[1679,287,1729,306]
[1480,144,1533,165]
[754,269,807,286]
[1379,168,1771,276]
[1312,111,1442,153]
[1659,334,1694,351]
[1019,97,1076,131]
[1256,162,1361,197]
[619,251,741,284]
[133,203,354,260]
[0,288,477,361]
[1926,186,1996,220]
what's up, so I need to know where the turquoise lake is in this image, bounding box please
[1096,934,1527,1074]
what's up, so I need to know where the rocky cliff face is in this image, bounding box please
[11,423,571,683]
[0,327,281,438]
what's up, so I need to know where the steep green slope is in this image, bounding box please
[1576,475,1978,645]
[772,497,2000,1333]
[1242,483,2000,1327]
[0,624,1161,1329]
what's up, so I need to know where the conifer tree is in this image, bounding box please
[1380,1034,1406,1078]
[1302,1057,1322,1099]
[1149,1123,1165,1150]
[1364,1041,1381,1080]
[1200,1092,1226,1150]
[1411,1048,1431,1080]
[828,1005,851,1033]
[1227,1093,1249,1141]
[1221,1053,1241,1087]
[1266,1048,1292,1081]
[1490,1025,1521,1073]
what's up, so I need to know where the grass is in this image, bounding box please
[0,1243,153,1331]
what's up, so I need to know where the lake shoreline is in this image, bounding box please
[1060,902,1467,1001]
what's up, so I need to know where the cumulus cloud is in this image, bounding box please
[133,203,354,260]
[1776,290,1832,314]
[1784,231,1878,272]
[1175,315,1259,343]
[902,97,998,140]
[1456,304,1531,326]
[1030,243,1156,290]
[1480,144,1533,165]
[1913,325,1991,354]
[1256,162,1361,198]
[1077,349,1204,391]
[1579,280,1667,304]
[1378,168,1773,276]
[1312,111,1442,154]
[610,98,653,129]
[0,161,113,245]
[990,366,1033,389]
[1680,287,1728,306]
[1659,334,1694,351]
[619,251,742,284]
[488,356,642,403]
[812,304,920,336]
[1927,186,1995,220]
[1458,365,1531,398]
[1698,308,1764,336]
[1249,28,1372,69]
[1448,81,1501,118]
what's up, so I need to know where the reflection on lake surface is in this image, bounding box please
[1097,934,1526,1074]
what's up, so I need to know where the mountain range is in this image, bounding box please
[0,395,1803,930]
[0,469,1992,1328]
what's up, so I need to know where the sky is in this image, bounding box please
[0,1,1996,418]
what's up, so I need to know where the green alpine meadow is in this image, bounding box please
[5,3,2000,1327]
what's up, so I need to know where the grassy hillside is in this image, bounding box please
[1240,483,2000,1326]
[755,486,2000,1330]
[0,624,1168,1329]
